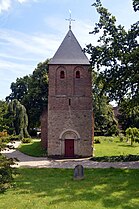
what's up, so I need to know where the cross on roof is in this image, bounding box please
[66,10,75,30]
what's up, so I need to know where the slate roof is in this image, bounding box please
[49,30,90,65]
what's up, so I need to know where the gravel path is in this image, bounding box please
[2,141,139,169]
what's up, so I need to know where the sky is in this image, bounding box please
[0,0,138,100]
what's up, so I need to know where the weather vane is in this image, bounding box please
[66,10,75,30]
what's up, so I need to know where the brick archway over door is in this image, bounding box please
[59,129,80,156]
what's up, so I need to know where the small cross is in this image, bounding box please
[66,10,75,30]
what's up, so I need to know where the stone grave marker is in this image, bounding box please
[73,164,84,180]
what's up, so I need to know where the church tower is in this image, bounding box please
[47,29,93,157]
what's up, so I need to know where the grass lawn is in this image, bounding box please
[94,136,139,157]
[18,139,47,157]
[18,137,139,160]
[1,168,139,209]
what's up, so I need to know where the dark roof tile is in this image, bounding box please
[49,30,90,65]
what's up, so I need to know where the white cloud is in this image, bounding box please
[0,0,37,13]
[0,28,60,60]
[0,28,61,99]
[17,0,38,3]
[0,52,37,61]
[0,0,11,13]
[0,59,34,75]
[0,59,35,99]
[44,16,98,48]
[17,0,29,3]
[0,14,97,99]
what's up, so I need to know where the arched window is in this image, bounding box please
[56,68,67,95]
[60,71,65,79]
[74,67,85,95]
[76,70,80,78]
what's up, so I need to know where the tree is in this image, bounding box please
[0,101,8,132]
[24,60,49,128]
[0,147,15,193]
[6,76,30,102]
[92,70,119,136]
[85,0,139,106]
[6,59,49,129]
[6,99,30,139]
[126,127,139,146]
[0,101,15,192]
[133,0,139,11]
[118,99,139,131]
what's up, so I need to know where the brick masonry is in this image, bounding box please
[46,64,93,157]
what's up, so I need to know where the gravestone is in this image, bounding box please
[73,164,84,180]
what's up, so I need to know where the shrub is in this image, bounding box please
[107,124,119,136]
[119,133,125,142]
[94,139,101,144]
[0,156,15,193]
[0,131,8,138]
[0,135,19,144]
[22,138,32,143]
[0,141,16,193]
[9,135,19,141]
[126,127,139,146]
[0,136,10,143]
[90,154,139,162]
[135,138,139,143]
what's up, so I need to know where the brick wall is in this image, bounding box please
[40,108,48,148]
[47,64,93,157]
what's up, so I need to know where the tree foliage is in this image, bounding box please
[126,127,139,146]
[6,99,30,139]
[6,76,30,103]
[118,99,139,131]
[92,70,119,136]
[0,101,8,132]
[0,133,15,193]
[133,0,139,11]
[24,60,49,128]
[6,59,49,129]
[0,153,15,193]
[85,0,139,105]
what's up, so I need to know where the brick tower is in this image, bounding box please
[47,29,93,157]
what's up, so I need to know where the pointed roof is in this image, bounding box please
[49,30,90,65]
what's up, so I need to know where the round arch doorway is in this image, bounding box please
[59,129,80,158]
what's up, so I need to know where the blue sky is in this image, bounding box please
[0,0,138,100]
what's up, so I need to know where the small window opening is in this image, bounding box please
[60,71,65,79]
[76,71,80,78]
[69,99,71,106]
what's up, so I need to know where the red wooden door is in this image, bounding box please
[65,139,74,157]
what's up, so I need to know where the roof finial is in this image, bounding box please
[66,10,75,30]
